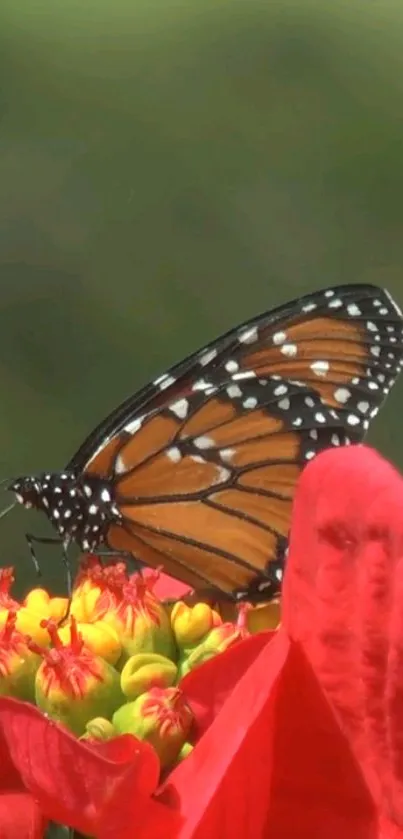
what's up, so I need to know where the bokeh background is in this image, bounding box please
[1,0,403,595]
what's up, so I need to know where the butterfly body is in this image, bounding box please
[10,472,121,552]
[9,284,403,601]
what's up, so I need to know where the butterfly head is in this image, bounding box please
[9,472,122,551]
[9,474,52,511]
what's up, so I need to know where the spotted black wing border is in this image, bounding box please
[67,283,403,473]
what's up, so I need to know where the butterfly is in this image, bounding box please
[8,283,403,601]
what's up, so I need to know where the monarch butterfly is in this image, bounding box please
[8,283,403,601]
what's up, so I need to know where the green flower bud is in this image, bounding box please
[176,741,194,763]
[177,645,217,679]
[170,602,222,651]
[82,717,117,741]
[121,653,177,699]
[33,618,123,737]
[113,687,193,769]
[100,573,176,662]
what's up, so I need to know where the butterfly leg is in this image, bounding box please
[25,533,73,594]
[25,532,62,576]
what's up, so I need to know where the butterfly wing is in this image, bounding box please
[67,283,403,599]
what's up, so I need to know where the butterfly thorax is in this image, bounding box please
[9,471,121,551]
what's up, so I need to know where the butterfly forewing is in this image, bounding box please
[56,284,403,599]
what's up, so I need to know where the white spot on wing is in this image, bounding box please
[273,331,287,345]
[233,370,256,381]
[194,435,215,449]
[281,343,298,357]
[115,454,126,474]
[154,374,176,390]
[334,387,351,405]
[347,303,361,316]
[170,398,189,419]
[220,448,235,462]
[167,447,182,463]
[311,360,329,377]
[216,466,231,484]
[190,454,206,464]
[192,379,211,392]
[226,384,243,399]
[274,384,288,396]
[243,397,258,409]
[124,417,143,435]
[225,360,239,373]
[239,326,258,344]
[199,348,218,366]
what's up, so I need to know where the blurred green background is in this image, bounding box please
[0,0,403,595]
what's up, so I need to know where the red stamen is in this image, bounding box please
[31,616,103,699]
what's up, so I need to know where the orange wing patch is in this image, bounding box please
[115,415,179,473]
[208,487,292,535]
[116,449,228,499]
[127,518,276,593]
[191,411,284,448]
[86,436,125,478]
[217,432,299,468]
[119,499,275,572]
[180,399,237,438]
[106,522,211,590]
[236,463,300,497]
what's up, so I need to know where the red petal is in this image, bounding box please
[144,569,192,600]
[0,724,46,838]
[0,792,47,839]
[180,631,274,735]
[0,697,165,836]
[0,727,24,791]
[283,444,403,833]
[160,629,290,838]
[263,640,376,839]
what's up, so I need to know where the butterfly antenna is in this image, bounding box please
[0,501,16,521]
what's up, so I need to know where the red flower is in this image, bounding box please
[143,569,192,602]
[1,444,403,838]
[0,721,46,839]
[0,696,178,839]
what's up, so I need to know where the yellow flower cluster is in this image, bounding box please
[0,561,280,772]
